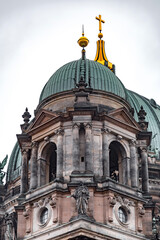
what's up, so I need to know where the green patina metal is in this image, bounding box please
[39,59,127,102]
[127,90,160,155]
[6,142,21,183]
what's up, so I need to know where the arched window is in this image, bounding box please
[109,141,127,184]
[41,142,57,183]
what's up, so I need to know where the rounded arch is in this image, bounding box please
[109,141,128,184]
[108,136,130,158]
[41,142,57,183]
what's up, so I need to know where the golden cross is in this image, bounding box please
[95,15,105,32]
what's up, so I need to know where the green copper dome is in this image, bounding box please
[127,90,160,156]
[6,142,21,183]
[39,59,127,102]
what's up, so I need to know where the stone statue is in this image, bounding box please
[0,155,8,184]
[72,183,90,215]
[4,212,17,240]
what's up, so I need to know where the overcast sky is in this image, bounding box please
[0,0,160,173]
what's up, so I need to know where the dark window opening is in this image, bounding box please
[49,143,57,182]
[81,157,84,162]
[109,142,119,182]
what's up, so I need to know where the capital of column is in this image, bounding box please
[72,122,80,129]
[32,141,38,149]
[22,148,29,155]
[56,128,64,136]
[101,128,110,134]
[84,122,92,129]
[129,139,137,147]
[140,147,148,153]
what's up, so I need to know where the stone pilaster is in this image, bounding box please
[130,140,138,188]
[85,123,93,173]
[37,158,46,187]
[141,147,149,193]
[122,157,131,186]
[72,123,80,173]
[56,128,64,180]
[21,149,29,194]
[15,206,26,239]
[102,128,110,178]
[30,142,38,190]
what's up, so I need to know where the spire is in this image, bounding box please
[77,25,89,59]
[94,14,115,73]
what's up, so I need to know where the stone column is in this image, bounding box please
[72,123,80,173]
[85,123,93,173]
[37,158,46,187]
[21,149,29,194]
[141,147,149,193]
[30,142,38,190]
[56,128,64,180]
[122,157,131,186]
[130,140,138,188]
[102,128,110,178]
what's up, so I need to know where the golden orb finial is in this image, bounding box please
[78,25,89,48]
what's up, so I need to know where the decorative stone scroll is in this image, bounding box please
[23,206,31,234]
[34,197,50,208]
[116,196,135,213]
[108,195,116,222]
[49,196,58,223]
[137,203,145,232]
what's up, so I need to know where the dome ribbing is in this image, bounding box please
[39,59,127,102]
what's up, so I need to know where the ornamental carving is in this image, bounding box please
[108,196,116,207]
[23,208,30,219]
[116,196,134,213]
[49,197,57,208]
[72,123,80,129]
[101,128,110,134]
[129,139,137,147]
[32,141,38,148]
[137,205,145,217]
[84,123,92,129]
[34,197,50,208]
[55,128,64,136]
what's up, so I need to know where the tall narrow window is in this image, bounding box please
[49,143,57,182]
[79,125,85,172]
